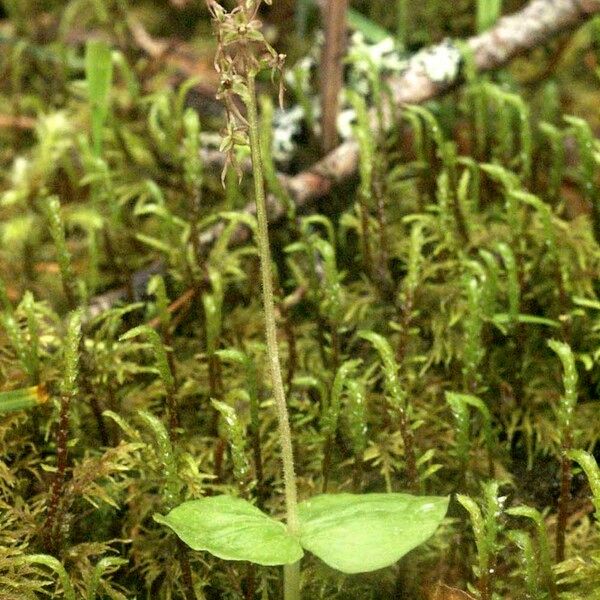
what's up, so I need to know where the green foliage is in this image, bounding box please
[2,1,600,598]
[458,482,504,599]
[212,399,251,483]
[506,505,557,597]
[507,530,543,600]
[18,555,76,600]
[359,331,405,407]
[182,108,203,194]
[461,275,485,389]
[345,378,368,459]
[155,496,304,566]
[321,359,361,440]
[85,39,113,157]
[1,310,38,381]
[0,385,47,413]
[446,392,494,481]
[203,269,224,359]
[156,492,449,573]
[296,493,449,574]
[476,0,502,32]
[568,450,600,520]
[215,348,261,466]
[349,90,375,205]
[86,556,128,600]
[121,325,175,392]
[138,409,181,509]
[62,309,82,396]
[42,196,81,308]
[548,339,578,428]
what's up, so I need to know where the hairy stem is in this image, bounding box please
[284,563,301,600]
[246,72,300,598]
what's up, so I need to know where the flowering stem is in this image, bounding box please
[284,562,301,600]
[245,72,301,598]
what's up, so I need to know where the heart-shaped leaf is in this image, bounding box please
[298,493,449,573]
[154,496,303,565]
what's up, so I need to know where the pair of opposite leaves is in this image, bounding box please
[155,492,449,574]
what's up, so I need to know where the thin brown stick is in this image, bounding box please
[147,287,198,330]
[43,389,73,553]
[177,538,197,600]
[556,446,573,562]
[319,0,348,153]
[0,114,36,129]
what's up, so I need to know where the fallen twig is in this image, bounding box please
[319,0,349,153]
[0,114,36,129]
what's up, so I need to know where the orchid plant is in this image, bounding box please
[154,2,448,598]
